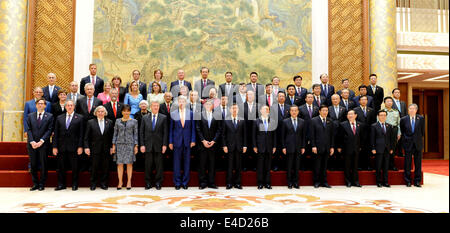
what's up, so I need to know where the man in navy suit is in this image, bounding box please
[246,72,265,105]
[170,69,192,98]
[293,75,307,105]
[367,74,384,112]
[169,96,196,190]
[80,64,104,97]
[26,98,54,191]
[337,79,356,100]
[371,110,395,187]
[299,93,319,171]
[400,104,425,187]
[328,94,346,171]
[339,89,356,112]
[42,73,61,104]
[312,84,327,108]
[319,74,335,106]
[286,84,303,106]
[194,67,216,102]
[353,85,374,109]
[23,87,52,138]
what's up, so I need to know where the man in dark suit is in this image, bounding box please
[310,105,334,188]
[76,83,103,123]
[235,83,248,106]
[103,88,123,125]
[264,84,276,108]
[281,105,306,189]
[84,106,114,190]
[169,96,196,190]
[80,64,104,97]
[312,84,327,108]
[319,74,335,106]
[286,84,303,106]
[293,75,308,104]
[170,69,192,98]
[126,70,147,100]
[26,98,54,191]
[253,105,277,190]
[271,76,285,97]
[371,110,396,187]
[354,95,376,170]
[400,104,425,187]
[367,74,384,112]
[337,79,356,100]
[140,101,168,190]
[42,73,62,104]
[353,85,374,109]
[67,81,84,106]
[272,91,290,171]
[337,110,362,187]
[195,100,222,189]
[52,100,84,191]
[339,89,356,112]
[299,93,319,170]
[194,67,216,102]
[222,104,247,189]
[247,72,265,105]
[328,94,346,171]
[23,87,52,137]
[219,72,237,99]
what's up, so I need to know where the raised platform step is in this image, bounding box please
[0,142,28,155]
[0,170,422,187]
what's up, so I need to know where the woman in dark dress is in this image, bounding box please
[112,75,127,103]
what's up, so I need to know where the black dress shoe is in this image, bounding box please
[414,183,422,188]
[377,183,382,187]
[30,185,39,191]
[90,185,96,191]
[265,184,272,189]
[293,184,300,189]
[145,184,152,190]
[383,183,390,188]
[234,184,242,189]
[322,183,331,188]
[288,184,293,189]
[226,184,233,190]
[406,182,412,187]
[38,186,45,191]
[55,186,66,191]
[354,183,362,188]
[346,183,352,188]
[175,186,181,190]
[208,184,218,189]
[314,183,320,188]
[182,185,188,190]
[199,184,207,190]
[257,185,264,190]
[100,185,108,190]
[392,167,398,171]
[155,184,162,190]
[72,186,78,191]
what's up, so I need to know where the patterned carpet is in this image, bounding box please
[1,173,448,213]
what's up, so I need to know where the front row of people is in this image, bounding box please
[26,97,424,191]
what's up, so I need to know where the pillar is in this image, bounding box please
[0,0,28,141]
[369,0,398,97]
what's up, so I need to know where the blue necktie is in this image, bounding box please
[280,105,284,117]
[264,120,268,132]
[234,119,237,129]
[152,115,156,131]
[293,119,297,132]
[411,118,415,133]
[66,114,71,129]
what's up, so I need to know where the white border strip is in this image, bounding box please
[73,0,95,85]
[312,0,329,85]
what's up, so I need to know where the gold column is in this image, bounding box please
[0,0,28,141]
[369,0,398,98]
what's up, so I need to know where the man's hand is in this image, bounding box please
[253,147,258,154]
[301,148,305,155]
[162,146,167,154]
[84,148,91,156]
[372,150,376,155]
[190,142,196,148]
[202,140,209,148]
[390,150,393,154]
[312,147,318,154]
[223,147,228,153]
[52,148,58,156]
[77,147,83,155]
[337,148,342,153]
[140,146,146,153]
[272,148,276,154]
[282,148,287,155]
[243,147,247,153]
[330,148,334,156]
[169,144,173,150]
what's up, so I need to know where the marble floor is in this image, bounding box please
[0,173,448,213]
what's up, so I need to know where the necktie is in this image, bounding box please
[322,118,326,128]
[152,114,156,131]
[66,114,71,129]
[167,103,170,113]
[253,83,256,91]
[92,76,96,86]
[382,123,386,134]
[411,117,415,133]
[297,88,301,96]
[222,107,226,119]
[264,119,268,132]
[344,100,348,110]
[324,85,328,96]
[280,105,284,116]
[113,102,117,117]
[335,107,339,117]
[203,80,207,88]
[352,122,356,135]
[37,113,42,127]
[397,101,401,113]
[49,86,53,97]
[233,118,237,129]
[291,97,294,105]
[316,96,320,106]
[363,107,367,117]
[308,106,312,118]
[268,95,271,107]
[293,119,297,132]
[88,98,92,112]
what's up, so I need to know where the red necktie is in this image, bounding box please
[92,77,95,86]
[113,102,117,117]
[167,103,170,112]
[352,123,356,135]
[203,80,207,88]
[317,96,320,106]
[88,98,92,112]
[268,95,271,107]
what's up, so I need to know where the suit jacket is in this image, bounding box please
[222,118,247,152]
[112,118,138,145]
[53,113,84,153]
[272,103,291,148]
[337,121,361,153]
[51,102,66,119]
[393,99,407,118]
[271,86,285,97]
[170,80,192,97]
[281,118,306,153]
[43,85,62,103]
[367,85,384,111]
[103,101,124,124]
[353,95,374,109]
[354,106,376,142]
[169,109,196,148]
[23,99,51,132]
[194,79,216,99]
[339,99,356,111]
[195,111,222,150]
[294,86,308,104]
[252,118,277,153]
[320,84,335,106]
[400,115,425,152]
[219,83,237,98]
[80,76,104,97]
[313,95,327,108]
[26,112,54,144]
[67,93,84,106]
[286,95,303,107]
[126,81,147,100]
[140,113,168,153]
[246,83,265,104]
[310,116,334,154]
[337,89,356,100]
[75,96,103,122]
[370,122,395,153]
[84,118,114,154]
[328,105,346,123]
[299,104,319,140]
